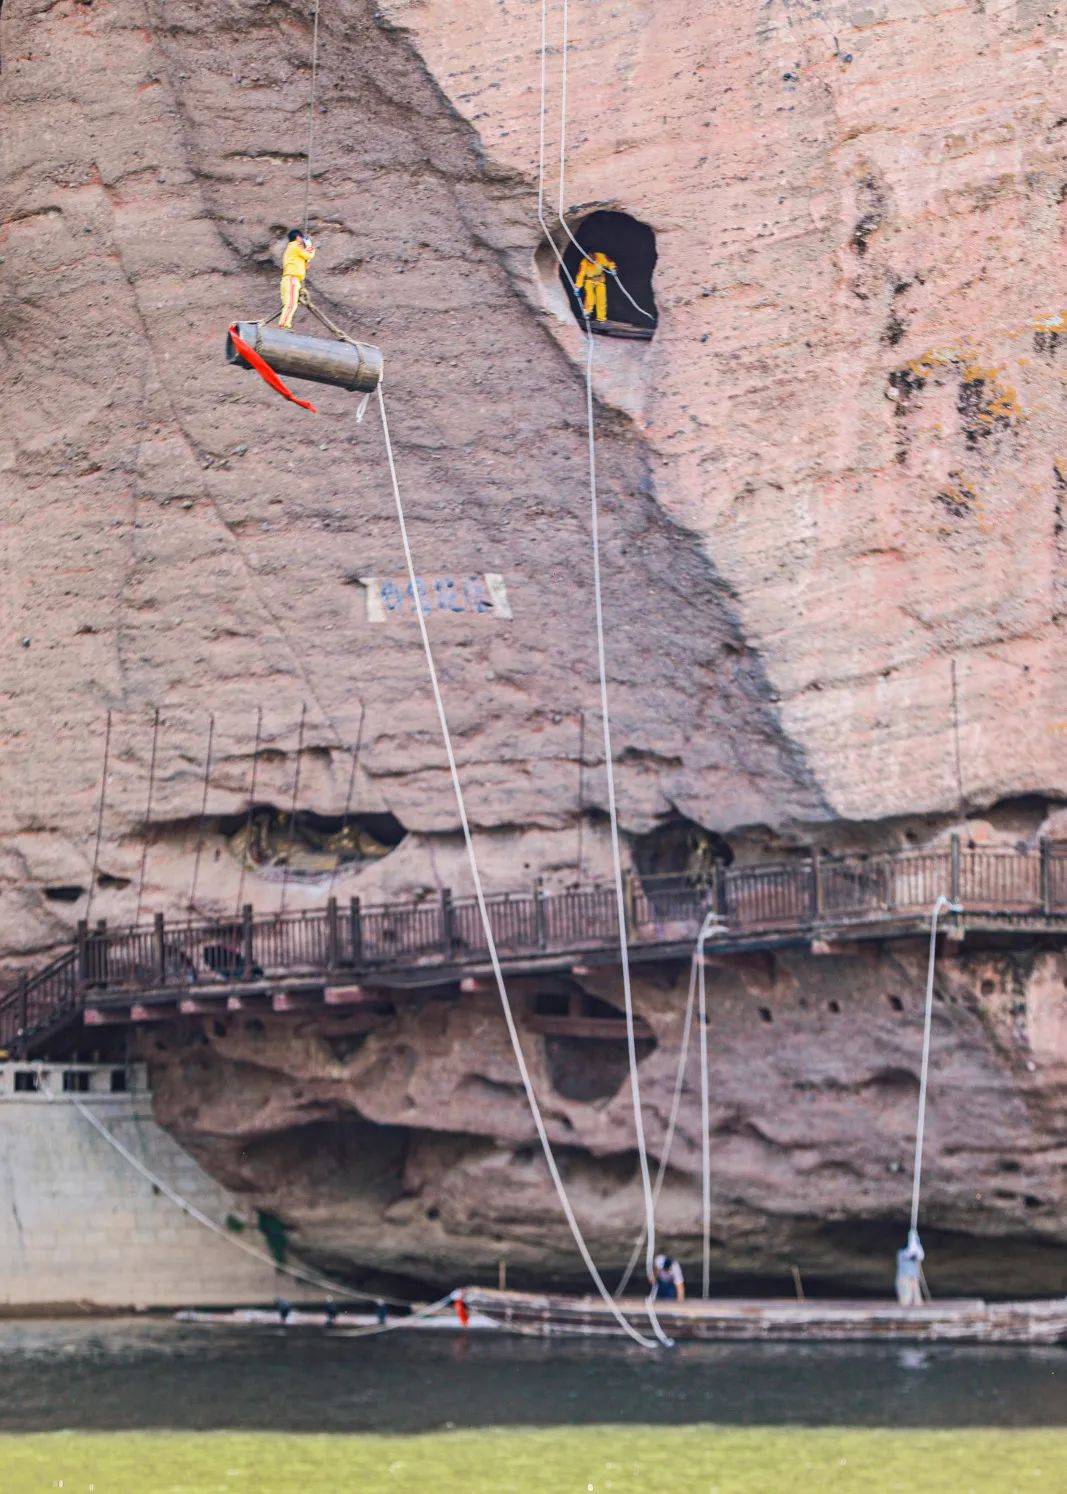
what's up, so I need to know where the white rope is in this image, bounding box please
[550,0,655,324]
[696,915,714,1297]
[538,0,669,1348]
[302,0,322,233]
[614,943,699,1296]
[60,1089,429,1312]
[375,385,657,1349]
[908,894,962,1248]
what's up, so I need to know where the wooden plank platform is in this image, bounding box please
[459,1288,1067,1345]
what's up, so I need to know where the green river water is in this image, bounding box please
[0,1319,1062,1491]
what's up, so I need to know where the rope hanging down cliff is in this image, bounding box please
[552,0,655,324]
[303,0,322,233]
[901,893,963,1295]
[375,384,660,1351]
[536,0,669,1347]
[60,1086,457,1331]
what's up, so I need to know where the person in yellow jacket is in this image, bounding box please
[574,250,616,322]
[279,228,316,330]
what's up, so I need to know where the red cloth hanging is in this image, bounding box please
[227,324,317,413]
[454,1296,470,1328]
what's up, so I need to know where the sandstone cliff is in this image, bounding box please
[0,0,1064,1292]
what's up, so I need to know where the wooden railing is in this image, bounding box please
[2,838,1065,1053]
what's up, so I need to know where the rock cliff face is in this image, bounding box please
[1,0,1064,1292]
[148,940,1067,1296]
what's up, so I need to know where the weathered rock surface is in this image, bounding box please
[1,0,1064,1290]
[148,941,1067,1295]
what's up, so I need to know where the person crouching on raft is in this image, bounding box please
[651,1253,685,1301]
[279,228,315,330]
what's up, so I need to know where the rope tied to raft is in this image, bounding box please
[55,1082,458,1325]
[536,0,670,1349]
[375,384,659,1351]
[299,290,376,420]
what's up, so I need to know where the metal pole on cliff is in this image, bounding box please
[84,710,113,927]
[187,713,215,912]
[235,707,263,919]
[279,704,307,916]
[133,708,161,927]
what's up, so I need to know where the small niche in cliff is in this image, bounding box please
[632,817,731,899]
[554,210,658,340]
[530,984,656,1103]
[44,885,86,904]
[215,806,406,881]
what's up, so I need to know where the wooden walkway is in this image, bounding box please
[2,838,1065,1057]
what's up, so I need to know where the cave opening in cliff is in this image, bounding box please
[44,884,86,903]
[559,211,658,338]
[215,805,406,879]
[530,983,657,1103]
[632,817,732,897]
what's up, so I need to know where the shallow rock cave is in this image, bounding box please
[145,938,1067,1300]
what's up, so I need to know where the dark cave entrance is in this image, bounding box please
[560,210,658,339]
[214,805,406,878]
[529,983,657,1103]
[632,818,732,886]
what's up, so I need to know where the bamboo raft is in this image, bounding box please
[459,1289,1067,1346]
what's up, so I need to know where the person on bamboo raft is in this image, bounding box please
[279,227,316,330]
[651,1253,685,1302]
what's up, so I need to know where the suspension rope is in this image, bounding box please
[187,713,215,912]
[299,292,374,420]
[551,0,654,324]
[908,894,962,1265]
[234,706,263,917]
[615,942,699,1296]
[376,384,657,1349]
[538,0,669,1349]
[302,0,322,233]
[697,922,713,1297]
[325,700,366,902]
[60,1087,453,1322]
[84,709,113,926]
[279,702,307,915]
[133,707,161,927]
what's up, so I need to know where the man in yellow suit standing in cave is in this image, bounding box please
[575,250,616,323]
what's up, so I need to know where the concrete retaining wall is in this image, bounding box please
[0,1062,298,1309]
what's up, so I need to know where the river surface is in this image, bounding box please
[0,1320,1062,1433]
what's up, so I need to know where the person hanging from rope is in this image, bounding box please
[895,1230,925,1307]
[574,250,617,323]
[279,228,316,330]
